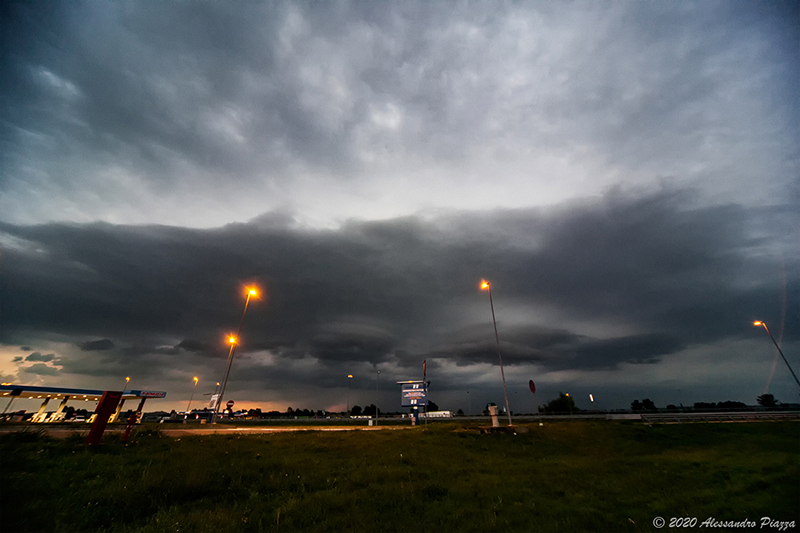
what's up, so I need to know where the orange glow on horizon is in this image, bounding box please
[480,279,490,290]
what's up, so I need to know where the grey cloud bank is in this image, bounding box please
[1,189,797,410]
[1,1,797,228]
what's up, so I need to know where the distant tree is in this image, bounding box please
[286,407,294,414]
[757,394,777,407]
[456,409,464,416]
[350,405,362,416]
[544,393,577,414]
[717,401,747,409]
[362,404,379,417]
[666,405,678,411]
[427,401,439,412]
[631,399,656,411]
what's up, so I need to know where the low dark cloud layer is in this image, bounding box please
[1,188,797,408]
[78,339,115,352]
[25,352,55,362]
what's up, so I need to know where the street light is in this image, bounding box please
[123,376,130,392]
[480,279,512,426]
[375,370,380,426]
[213,285,260,423]
[185,377,199,420]
[754,321,800,390]
[347,375,353,414]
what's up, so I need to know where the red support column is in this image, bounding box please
[85,391,122,445]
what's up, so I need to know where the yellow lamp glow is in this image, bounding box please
[480,279,490,290]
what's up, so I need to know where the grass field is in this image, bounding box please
[1,421,798,532]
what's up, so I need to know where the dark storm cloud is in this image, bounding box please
[177,339,206,353]
[25,352,55,362]
[1,188,796,390]
[78,339,115,351]
[22,363,60,376]
[413,325,684,371]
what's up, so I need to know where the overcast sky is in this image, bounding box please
[1,1,798,414]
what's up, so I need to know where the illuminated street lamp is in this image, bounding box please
[123,376,130,392]
[375,370,380,426]
[480,279,512,426]
[347,375,353,414]
[185,377,199,421]
[753,321,800,390]
[213,286,260,423]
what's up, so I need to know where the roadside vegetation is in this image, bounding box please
[1,421,797,532]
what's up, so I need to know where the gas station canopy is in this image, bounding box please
[0,384,166,402]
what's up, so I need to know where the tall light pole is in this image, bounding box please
[214,286,259,423]
[480,279,512,426]
[185,377,198,420]
[123,376,130,392]
[375,370,380,426]
[754,321,800,390]
[347,374,353,415]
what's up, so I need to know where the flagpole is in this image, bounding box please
[423,359,428,426]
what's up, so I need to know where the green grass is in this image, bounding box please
[1,421,797,532]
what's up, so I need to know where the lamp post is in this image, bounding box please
[213,286,259,423]
[347,375,353,415]
[375,370,380,426]
[480,279,512,426]
[185,377,198,420]
[123,376,130,392]
[754,321,800,390]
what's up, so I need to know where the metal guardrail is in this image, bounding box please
[641,411,800,423]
